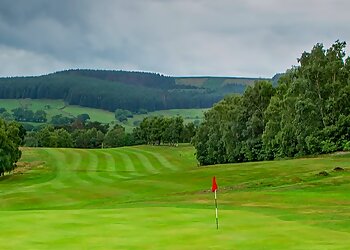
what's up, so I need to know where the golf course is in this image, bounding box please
[1,145,350,249]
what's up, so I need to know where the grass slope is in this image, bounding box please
[0,99,206,130]
[0,99,115,123]
[1,146,350,249]
[175,76,270,88]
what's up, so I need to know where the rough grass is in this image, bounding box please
[1,145,350,249]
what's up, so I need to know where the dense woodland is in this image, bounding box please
[0,70,254,112]
[24,116,197,149]
[193,41,350,165]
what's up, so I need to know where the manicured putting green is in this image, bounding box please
[0,145,350,249]
[1,208,350,250]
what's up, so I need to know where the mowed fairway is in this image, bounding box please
[1,145,350,249]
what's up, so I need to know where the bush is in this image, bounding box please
[321,140,338,154]
[343,141,350,151]
[305,135,321,155]
[115,109,133,121]
[118,114,128,122]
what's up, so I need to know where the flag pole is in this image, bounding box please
[212,176,219,230]
[214,189,219,229]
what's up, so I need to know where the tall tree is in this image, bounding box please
[104,124,126,148]
[263,41,350,158]
[193,81,274,165]
[0,119,22,176]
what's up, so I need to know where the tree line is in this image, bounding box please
[0,107,47,123]
[1,114,197,176]
[193,41,350,165]
[133,116,197,145]
[24,116,197,149]
[0,107,95,127]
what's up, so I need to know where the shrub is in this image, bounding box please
[343,141,350,151]
[321,140,337,154]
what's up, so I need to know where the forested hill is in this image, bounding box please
[175,76,271,93]
[0,69,273,112]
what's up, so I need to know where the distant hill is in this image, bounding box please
[0,69,275,112]
[175,76,270,94]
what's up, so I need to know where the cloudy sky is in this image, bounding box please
[0,0,349,78]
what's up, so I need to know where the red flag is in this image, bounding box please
[212,176,218,192]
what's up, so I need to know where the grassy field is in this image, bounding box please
[0,99,116,123]
[122,108,206,131]
[0,99,206,131]
[1,145,350,249]
[175,77,269,88]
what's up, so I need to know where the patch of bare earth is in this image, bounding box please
[331,151,350,155]
[14,161,46,174]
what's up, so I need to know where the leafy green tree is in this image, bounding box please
[163,117,184,145]
[131,127,146,145]
[263,40,350,158]
[193,81,275,165]
[77,113,90,123]
[192,100,228,165]
[134,116,186,146]
[181,122,197,143]
[33,110,47,122]
[50,114,74,125]
[239,81,275,161]
[0,119,22,176]
[11,107,27,121]
[115,109,133,122]
[104,124,126,147]
[71,128,102,148]
[51,129,73,148]
[24,131,39,147]
[85,121,109,134]
[0,111,14,121]
[96,130,105,148]
[117,114,127,123]
[36,126,54,147]
[72,129,91,148]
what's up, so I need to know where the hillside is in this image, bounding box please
[0,69,274,112]
[175,76,270,93]
[0,145,350,249]
[0,99,206,131]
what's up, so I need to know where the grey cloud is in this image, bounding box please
[0,0,350,77]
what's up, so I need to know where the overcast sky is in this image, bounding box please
[0,0,349,78]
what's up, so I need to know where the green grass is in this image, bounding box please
[62,105,116,123]
[202,78,225,89]
[175,77,268,88]
[123,108,207,131]
[0,99,206,130]
[1,146,350,249]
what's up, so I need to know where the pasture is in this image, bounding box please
[0,99,206,131]
[1,145,350,249]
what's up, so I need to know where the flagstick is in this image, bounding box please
[214,189,219,229]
